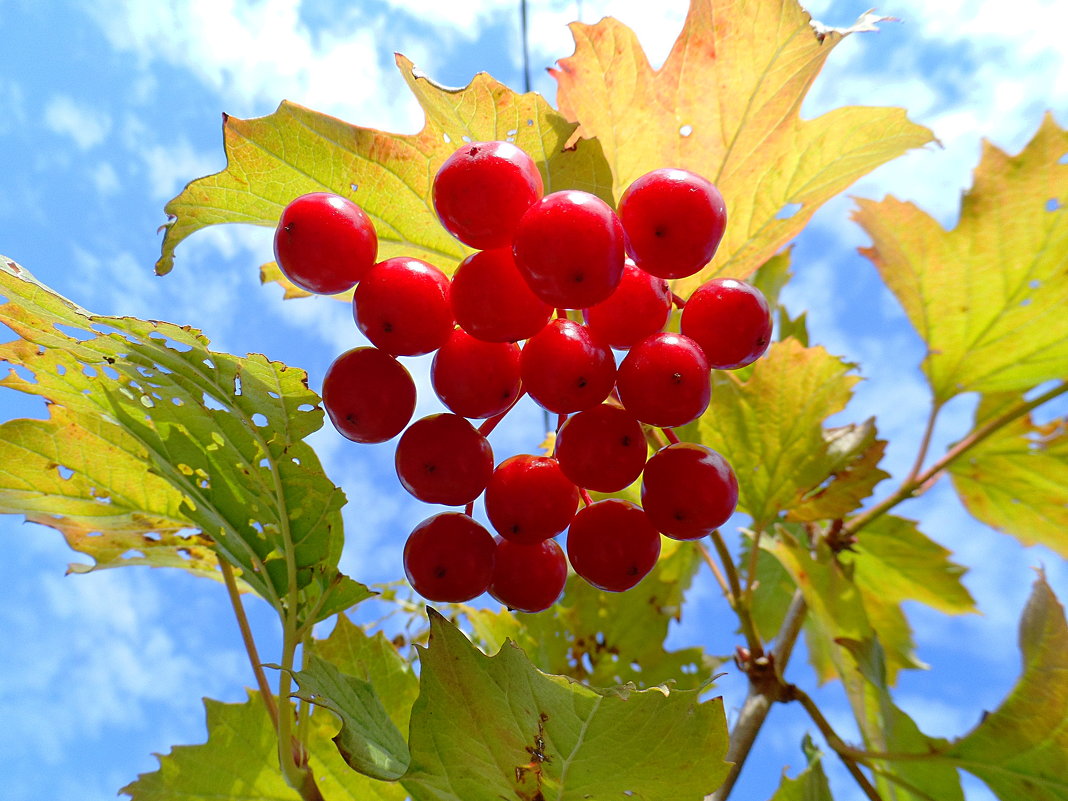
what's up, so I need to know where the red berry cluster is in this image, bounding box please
[273,141,773,614]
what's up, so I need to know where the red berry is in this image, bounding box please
[353,257,453,356]
[273,192,378,295]
[488,537,568,613]
[681,278,773,369]
[554,404,647,492]
[484,455,579,544]
[512,190,626,309]
[616,333,711,427]
[403,513,496,603]
[450,248,553,342]
[395,414,493,506]
[566,499,661,592]
[433,141,544,249]
[520,319,616,414]
[618,168,727,279]
[321,347,416,444]
[641,443,738,540]
[431,329,522,419]
[584,261,672,349]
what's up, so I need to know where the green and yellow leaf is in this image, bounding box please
[950,390,1068,558]
[551,0,935,295]
[766,735,834,801]
[157,57,613,284]
[0,256,368,625]
[854,113,1068,402]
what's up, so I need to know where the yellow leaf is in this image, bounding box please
[551,0,934,295]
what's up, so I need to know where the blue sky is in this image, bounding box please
[0,1,1065,800]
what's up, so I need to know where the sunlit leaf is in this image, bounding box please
[944,574,1068,800]
[402,609,730,801]
[766,735,834,801]
[0,256,368,625]
[854,113,1068,402]
[465,539,719,690]
[682,339,861,529]
[950,390,1068,558]
[120,692,405,801]
[551,0,934,296]
[157,56,612,283]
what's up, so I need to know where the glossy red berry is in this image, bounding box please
[395,414,493,506]
[616,333,711,427]
[321,347,416,444]
[403,513,496,602]
[353,257,453,356]
[433,141,544,249]
[273,192,378,295]
[618,168,727,279]
[641,443,738,540]
[520,319,616,414]
[554,404,647,492]
[431,329,522,419]
[584,261,672,349]
[484,455,579,545]
[681,278,773,369]
[512,190,626,309]
[450,248,553,342]
[488,537,568,613]
[566,499,661,592]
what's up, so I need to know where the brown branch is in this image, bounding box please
[220,557,279,731]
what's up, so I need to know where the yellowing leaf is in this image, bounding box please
[157,56,612,282]
[854,113,1068,402]
[551,0,934,295]
[0,256,368,626]
[950,390,1068,558]
[683,338,861,529]
[403,609,730,801]
[767,735,834,801]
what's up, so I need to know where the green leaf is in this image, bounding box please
[766,735,834,801]
[121,692,407,801]
[290,654,410,781]
[944,573,1068,800]
[157,56,612,282]
[786,418,891,523]
[748,249,810,346]
[402,609,730,801]
[465,538,720,690]
[949,390,1068,558]
[683,338,861,529]
[854,113,1068,402]
[551,0,934,297]
[0,256,368,625]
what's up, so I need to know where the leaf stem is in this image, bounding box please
[789,685,885,801]
[696,541,732,599]
[844,380,1067,537]
[904,400,942,486]
[709,530,762,657]
[220,557,279,731]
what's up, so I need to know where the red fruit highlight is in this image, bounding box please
[353,257,453,356]
[616,332,711,427]
[681,278,773,369]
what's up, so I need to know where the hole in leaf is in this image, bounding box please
[121,549,146,560]
[350,183,359,192]
[82,364,98,378]
[1020,298,1032,307]
[101,364,120,380]
[461,135,472,143]
[268,391,280,399]
[1030,279,1042,289]
[203,358,215,369]
[56,465,74,480]
[679,124,693,137]
[506,128,518,137]
[251,413,269,427]
[291,456,301,465]
[259,457,270,468]
[297,403,315,412]
[202,394,226,411]
[171,397,183,406]
[1060,151,1068,164]
[55,364,66,376]
[54,323,94,342]
[442,132,451,143]
[1047,197,1062,211]
[140,395,155,408]
[526,119,534,126]
[234,375,242,395]
[776,203,803,220]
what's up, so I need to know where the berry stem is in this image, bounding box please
[464,500,475,516]
[478,390,527,438]
[661,427,681,445]
[579,488,593,507]
[671,291,687,309]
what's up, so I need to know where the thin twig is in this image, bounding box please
[696,541,732,598]
[220,557,279,730]
[903,401,942,486]
[709,529,762,657]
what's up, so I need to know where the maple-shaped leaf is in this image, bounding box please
[0,256,368,626]
[156,55,612,288]
[681,338,862,529]
[854,113,1068,402]
[551,0,934,295]
[767,735,834,801]
[398,609,729,801]
[465,539,720,690]
[121,692,406,801]
[950,390,1068,558]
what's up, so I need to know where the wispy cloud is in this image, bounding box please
[43,94,113,151]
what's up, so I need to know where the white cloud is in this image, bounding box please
[89,162,121,196]
[0,77,27,133]
[43,95,113,151]
[138,137,221,201]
